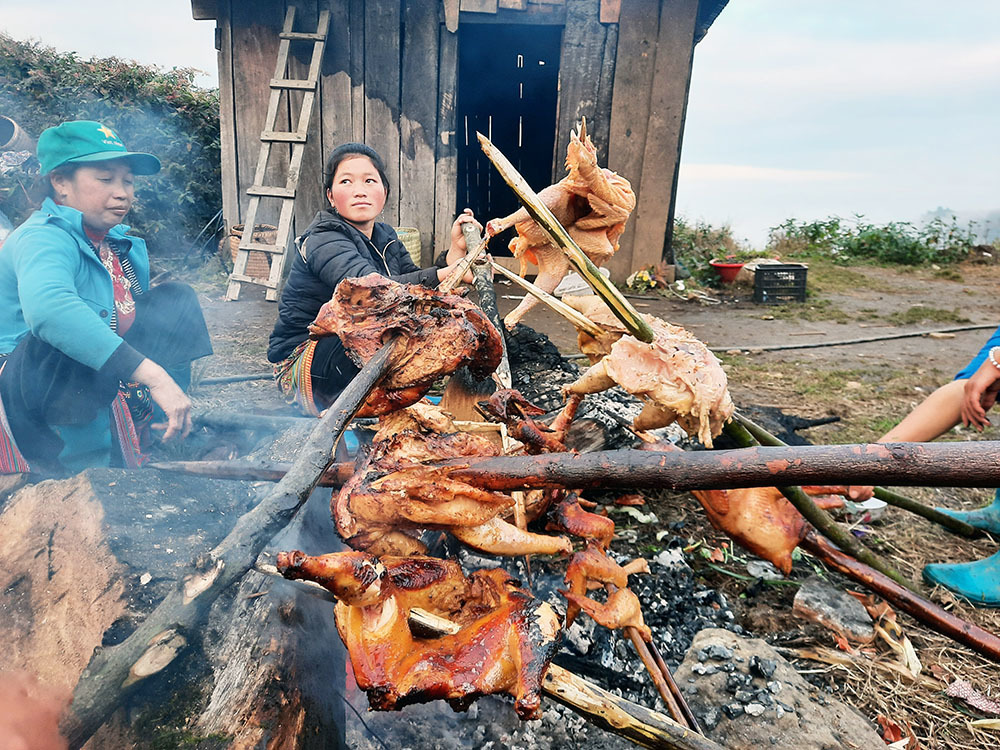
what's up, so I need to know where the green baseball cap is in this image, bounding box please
[37,120,161,175]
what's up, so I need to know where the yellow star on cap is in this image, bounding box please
[97,125,117,139]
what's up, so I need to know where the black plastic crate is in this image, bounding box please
[753,264,808,304]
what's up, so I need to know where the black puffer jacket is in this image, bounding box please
[267,209,440,362]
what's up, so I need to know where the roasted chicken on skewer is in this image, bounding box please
[309,274,504,416]
[558,298,734,448]
[561,543,651,640]
[333,402,572,557]
[485,121,635,330]
[277,550,562,719]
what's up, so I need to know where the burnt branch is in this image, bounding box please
[59,339,400,748]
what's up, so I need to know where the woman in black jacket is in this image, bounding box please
[268,142,479,414]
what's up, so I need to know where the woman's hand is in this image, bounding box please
[131,358,192,441]
[437,259,475,286]
[961,352,1000,431]
[445,208,483,267]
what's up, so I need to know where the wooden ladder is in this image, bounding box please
[226,6,330,301]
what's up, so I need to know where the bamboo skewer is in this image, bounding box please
[733,412,981,538]
[490,260,605,337]
[477,132,655,344]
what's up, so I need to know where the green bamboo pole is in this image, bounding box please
[477,132,655,344]
[723,420,914,590]
[734,412,981,539]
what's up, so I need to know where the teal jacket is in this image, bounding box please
[0,198,150,469]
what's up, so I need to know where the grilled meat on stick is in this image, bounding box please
[559,296,734,448]
[561,543,651,640]
[333,401,572,557]
[309,274,503,416]
[277,550,562,719]
[485,121,635,330]
[651,442,848,574]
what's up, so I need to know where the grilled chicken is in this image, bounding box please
[478,389,567,454]
[560,543,650,640]
[276,550,562,719]
[333,425,571,557]
[545,492,615,549]
[310,274,503,416]
[485,121,635,330]
[563,310,733,448]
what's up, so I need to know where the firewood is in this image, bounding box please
[59,339,401,748]
[801,530,1000,663]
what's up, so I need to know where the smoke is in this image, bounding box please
[0,672,69,750]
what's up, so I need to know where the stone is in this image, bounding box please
[792,575,875,643]
[673,628,886,750]
[750,655,778,679]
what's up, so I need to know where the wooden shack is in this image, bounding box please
[191,0,728,282]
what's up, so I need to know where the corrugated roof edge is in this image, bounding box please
[695,0,730,44]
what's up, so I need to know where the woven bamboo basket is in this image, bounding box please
[224,224,277,279]
[395,226,422,266]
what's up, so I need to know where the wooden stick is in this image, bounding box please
[490,260,605,337]
[60,339,401,748]
[440,221,490,291]
[477,132,655,344]
[733,412,981,538]
[627,627,686,725]
[722,420,911,589]
[442,442,1000,493]
[192,409,314,433]
[149,459,354,485]
[153,441,1000,494]
[801,530,1000,663]
[648,640,702,733]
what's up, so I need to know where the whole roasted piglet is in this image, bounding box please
[309,274,503,416]
[276,549,562,719]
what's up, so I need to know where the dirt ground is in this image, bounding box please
[185,256,1000,749]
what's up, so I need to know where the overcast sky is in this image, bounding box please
[2,0,998,247]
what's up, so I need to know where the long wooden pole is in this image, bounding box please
[443,442,1000,492]
[801,530,1000,663]
[60,340,400,748]
[734,412,981,538]
[151,440,1000,492]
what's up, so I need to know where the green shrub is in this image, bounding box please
[672,215,750,284]
[767,214,977,266]
[0,34,220,258]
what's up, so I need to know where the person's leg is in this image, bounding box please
[309,336,360,410]
[0,333,120,473]
[124,281,213,378]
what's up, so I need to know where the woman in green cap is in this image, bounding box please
[0,120,212,474]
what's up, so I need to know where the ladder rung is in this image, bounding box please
[270,78,316,90]
[237,242,286,254]
[279,31,327,41]
[247,185,297,199]
[261,130,308,143]
[229,273,278,288]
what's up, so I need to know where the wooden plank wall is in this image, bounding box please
[215,0,701,281]
[607,0,699,280]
